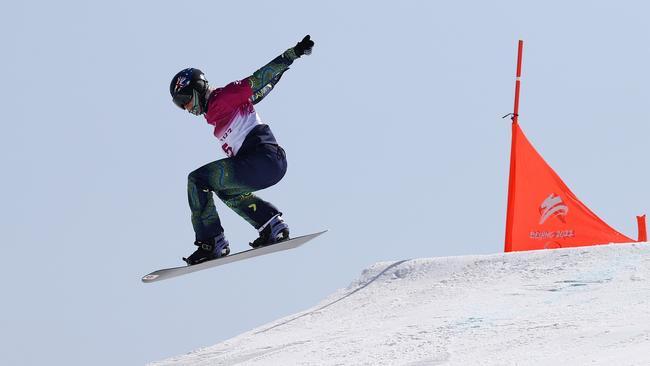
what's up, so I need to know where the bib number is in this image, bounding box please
[222,143,234,157]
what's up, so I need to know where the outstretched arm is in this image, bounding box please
[247,48,297,104]
[246,35,314,105]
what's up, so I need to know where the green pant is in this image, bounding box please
[187,144,287,240]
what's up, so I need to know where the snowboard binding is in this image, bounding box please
[183,233,230,265]
[250,214,290,248]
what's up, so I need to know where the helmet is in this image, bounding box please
[170,68,209,114]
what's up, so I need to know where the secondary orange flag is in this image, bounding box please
[504,122,635,252]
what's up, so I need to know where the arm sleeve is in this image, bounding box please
[246,48,299,105]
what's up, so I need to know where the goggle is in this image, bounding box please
[172,91,193,110]
[173,89,202,115]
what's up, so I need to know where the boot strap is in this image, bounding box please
[194,240,214,251]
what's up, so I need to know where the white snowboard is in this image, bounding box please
[142,230,327,283]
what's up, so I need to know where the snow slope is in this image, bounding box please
[150,242,650,365]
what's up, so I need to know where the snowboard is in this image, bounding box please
[142,230,327,283]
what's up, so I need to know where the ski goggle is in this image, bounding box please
[173,89,202,115]
[172,91,193,110]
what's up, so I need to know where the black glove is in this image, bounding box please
[293,35,314,57]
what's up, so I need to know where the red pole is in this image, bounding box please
[638,215,647,242]
[512,40,524,124]
[504,40,524,252]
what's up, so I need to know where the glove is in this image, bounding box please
[293,35,314,57]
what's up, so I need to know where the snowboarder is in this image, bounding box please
[169,35,315,265]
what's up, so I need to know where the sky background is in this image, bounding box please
[1,1,648,365]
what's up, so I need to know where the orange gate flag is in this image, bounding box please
[504,122,637,252]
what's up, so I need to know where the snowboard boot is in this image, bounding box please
[250,214,290,248]
[183,232,231,265]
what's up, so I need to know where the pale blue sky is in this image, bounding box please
[1,1,648,365]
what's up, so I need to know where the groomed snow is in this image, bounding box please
[150,242,650,365]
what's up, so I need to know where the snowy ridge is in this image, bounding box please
[151,242,650,365]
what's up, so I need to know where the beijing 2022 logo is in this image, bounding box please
[539,193,569,224]
[529,193,575,245]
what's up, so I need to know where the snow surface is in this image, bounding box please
[150,242,650,365]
